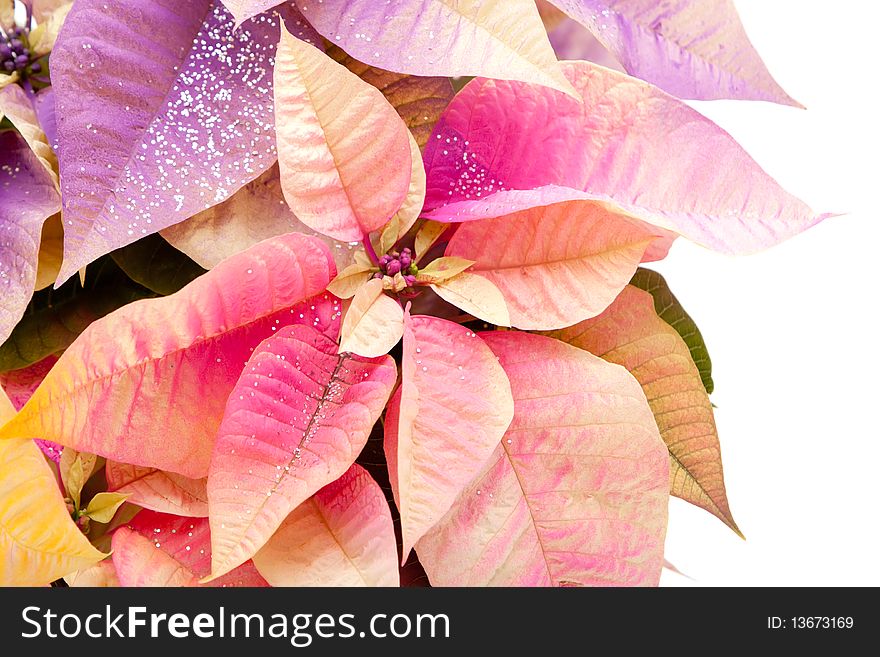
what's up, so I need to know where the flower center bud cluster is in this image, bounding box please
[375,247,419,288]
[1,27,40,75]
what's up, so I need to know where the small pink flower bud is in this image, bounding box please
[76,515,91,534]
[404,274,417,287]
[399,249,412,269]
[386,259,402,276]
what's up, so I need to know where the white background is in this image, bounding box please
[657,0,880,586]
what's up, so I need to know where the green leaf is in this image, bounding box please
[0,257,156,373]
[83,492,131,524]
[451,76,474,93]
[110,234,207,296]
[60,450,98,510]
[630,268,714,394]
[66,459,84,510]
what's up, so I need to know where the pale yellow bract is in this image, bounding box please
[339,278,405,358]
[0,389,105,586]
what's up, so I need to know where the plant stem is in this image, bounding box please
[362,233,380,266]
[21,76,36,100]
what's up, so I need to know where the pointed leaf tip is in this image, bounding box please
[544,286,740,535]
[429,273,511,327]
[544,0,802,106]
[293,0,578,97]
[51,0,299,282]
[253,464,399,586]
[274,27,413,242]
[207,324,397,578]
[0,234,338,479]
[424,62,827,255]
[0,132,60,347]
[386,313,514,560]
[83,492,131,524]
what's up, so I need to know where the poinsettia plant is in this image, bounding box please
[0,0,829,587]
